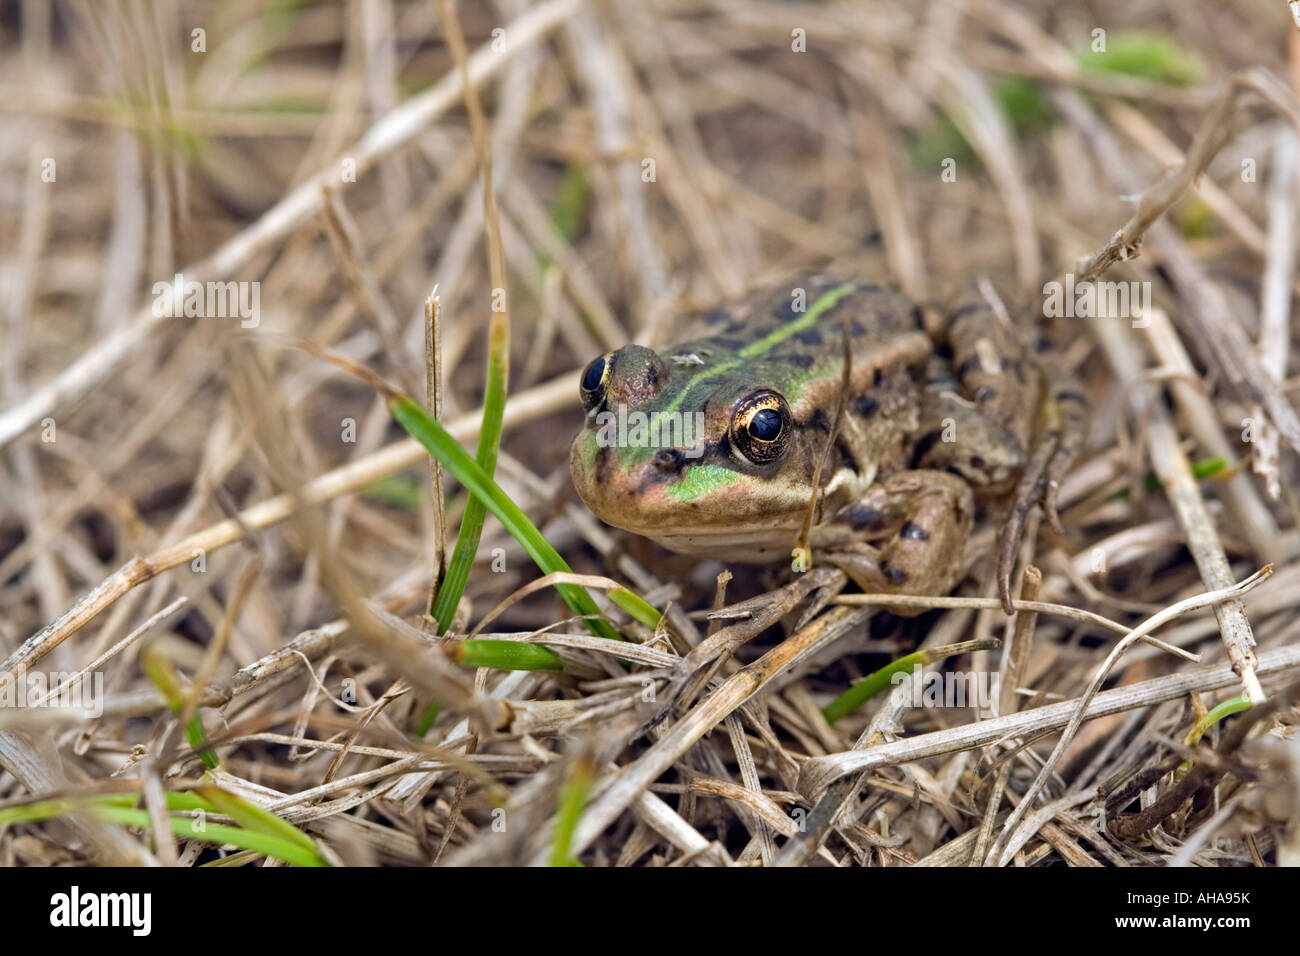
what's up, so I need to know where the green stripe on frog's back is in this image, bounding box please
[739,281,858,357]
[658,281,859,420]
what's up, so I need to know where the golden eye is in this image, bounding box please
[579,353,612,411]
[729,390,791,465]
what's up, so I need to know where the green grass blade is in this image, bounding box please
[391,396,654,641]
[139,647,219,769]
[1109,455,1233,501]
[822,652,929,725]
[607,588,662,630]
[1185,694,1253,746]
[550,164,590,244]
[195,785,320,855]
[821,639,997,724]
[415,704,441,737]
[0,796,106,826]
[1076,32,1202,86]
[452,639,564,671]
[163,792,215,813]
[550,757,593,867]
[908,76,1055,169]
[429,317,510,636]
[91,805,330,867]
[0,793,328,867]
[1177,694,1253,777]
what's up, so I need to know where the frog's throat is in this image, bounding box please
[637,527,801,562]
[608,463,871,560]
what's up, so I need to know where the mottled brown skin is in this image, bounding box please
[570,275,1085,613]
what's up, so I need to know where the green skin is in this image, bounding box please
[570,275,1053,600]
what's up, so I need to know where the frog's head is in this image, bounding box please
[569,345,827,560]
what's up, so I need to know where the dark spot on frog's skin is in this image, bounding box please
[911,430,942,464]
[594,445,612,484]
[846,504,884,530]
[854,395,879,418]
[652,448,684,474]
[775,298,799,322]
[850,319,867,337]
[900,521,929,540]
[705,309,731,326]
[811,410,831,430]
[640,441,729,490]
[794,328,823,346]
[975,385,996,403]
[1035,336,1053,353]
[969,455,986,471]
[882,562,908,584]
[785,353,815,370]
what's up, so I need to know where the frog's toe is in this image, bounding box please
[824,547,888,591]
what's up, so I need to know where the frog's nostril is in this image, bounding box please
[652,448,684,473]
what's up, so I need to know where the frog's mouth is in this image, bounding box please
[577,483,812,559]
[571,433,823,559]
[632,523,805,562]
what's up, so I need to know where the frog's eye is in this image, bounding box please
[580,354,612,411]
[730,390,791,465]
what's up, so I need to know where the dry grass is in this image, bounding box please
[1,0,1299,867]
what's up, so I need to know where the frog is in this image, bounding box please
[569,275,1087,614]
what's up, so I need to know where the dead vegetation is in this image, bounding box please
[1,0,1299,867]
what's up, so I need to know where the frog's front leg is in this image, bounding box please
[817,470,973,615]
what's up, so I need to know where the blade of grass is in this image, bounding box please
[550,755,593,867]
[0,792,328,867]
[427,319,509,636]
[1185,694,1253,745]
[0,794,131,826]
[91,806,330,867]
[822,638,1000,724]
[428,0,513,641]
[291,341,661,639]
[194,785,320,855]
[1178,694,1253,777]
[140,646,219,769]
[391,396,656,637]
[1106,455,1233,501]
[539,163,589,270]
[451,639,564,671]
